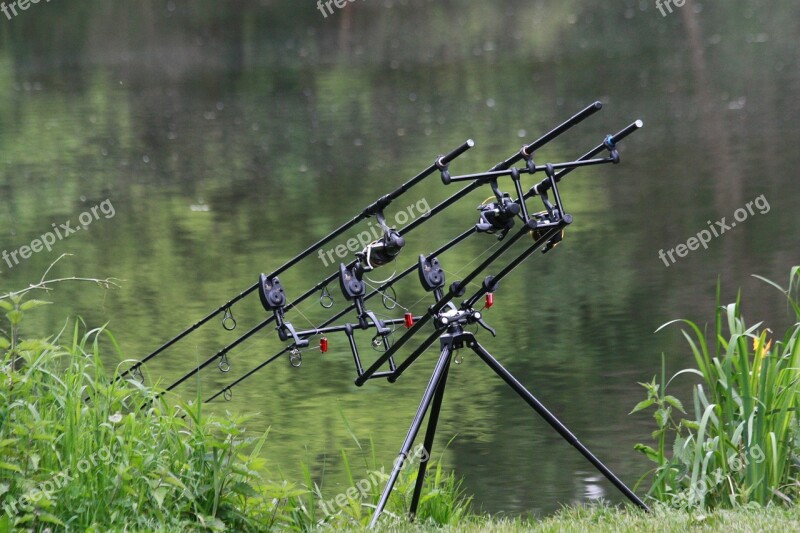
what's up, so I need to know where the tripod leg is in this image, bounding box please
[469,340,651,512]
[409,355,451,519]
[368,344,453,528]
[388,329,442,382]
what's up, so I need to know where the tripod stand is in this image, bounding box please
[369,314,650,528]
[364,188,650,525]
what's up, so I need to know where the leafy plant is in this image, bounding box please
[633,267,800,509]
[0,291,290,531]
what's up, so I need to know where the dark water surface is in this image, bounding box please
[2,0,799,516]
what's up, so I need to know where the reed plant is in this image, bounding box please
[632,267,800,509]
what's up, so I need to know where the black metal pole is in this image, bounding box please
[493,101,603,171]
[409,352,451,519]
[469,339,650,511]
[123,140,475,380]
[368,343,453,529]
[446,156,615,183]
[528,120,643,198]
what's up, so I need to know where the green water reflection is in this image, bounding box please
[1,0,799,516]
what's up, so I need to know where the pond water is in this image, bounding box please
[1,0,798,517]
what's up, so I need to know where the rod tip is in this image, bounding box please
[635,119,644,128]
[466,139,476,147]
[593,101,603,109]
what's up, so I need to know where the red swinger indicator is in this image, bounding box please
[320,337,329,353]
[404,312,415,328]
[485,293,494,309]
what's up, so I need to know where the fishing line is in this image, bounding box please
[364,257,398,285]
[362,279,409,312]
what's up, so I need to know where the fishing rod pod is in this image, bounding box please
[151,101,609,402]
[131,101,651,521]
[133,102,609,392]
[140,102,645,408]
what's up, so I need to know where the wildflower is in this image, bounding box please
[753,335,773,358]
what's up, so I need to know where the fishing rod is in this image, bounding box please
[203,104,611,401]
[155,179,482,397]
[116,138,475,383]
[355,119,643,385]
[155,136,603,403]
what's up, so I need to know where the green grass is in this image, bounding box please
[364,504,800,532]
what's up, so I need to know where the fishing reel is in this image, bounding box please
[530,210,566,254]
[475,179,521,240]
[529,164,573,254]
[476,194,520,240]
[356,211,406,273]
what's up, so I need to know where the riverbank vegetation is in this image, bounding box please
[2,266,799,531]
